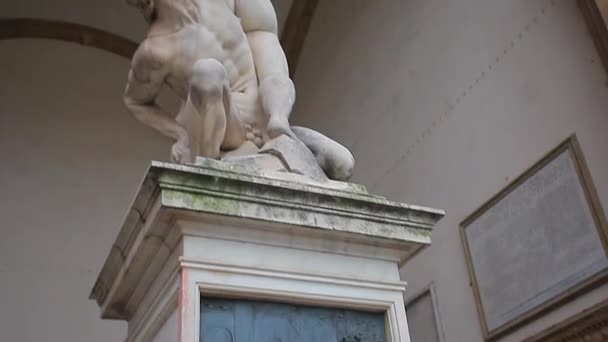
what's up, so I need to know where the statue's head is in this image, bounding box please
[127,0,156,23]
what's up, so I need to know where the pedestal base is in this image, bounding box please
[89,161,444,342]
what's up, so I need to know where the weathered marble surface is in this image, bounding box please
[90,160,444,313]
[123,0,354,180]
[88,161,443,341]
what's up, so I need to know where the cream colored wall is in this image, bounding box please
[0,40,170,341]
[292,0,608,341]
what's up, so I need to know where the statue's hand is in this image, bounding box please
[267,116,297,140]
[171,136,193,164]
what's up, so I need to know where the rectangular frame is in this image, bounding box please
[404,283,446,342]
[178,259,411,342]
[460,134,608,341]
[579,0,608,76]
[524,298,608,342]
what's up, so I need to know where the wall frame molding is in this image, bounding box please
[179,259,410,342]
[524,299,608,341]
[405,283,446,342]
[579,0,608,75]
[460,134,608,341]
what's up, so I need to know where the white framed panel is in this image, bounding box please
[178,260,412,342]
[405,284,445,342]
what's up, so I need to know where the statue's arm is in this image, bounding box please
[123,44,187,143]
[236,0,296,138]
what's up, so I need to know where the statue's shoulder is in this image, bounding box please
[234,0,277,34]
[132,35,174,68]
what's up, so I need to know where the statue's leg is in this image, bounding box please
[291,126,355,181]
[185,59,246,159]
[260,76,297,140]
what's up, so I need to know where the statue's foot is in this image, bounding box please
[171,138,193,164]
[267,117,297,140]
[291,126,355,181]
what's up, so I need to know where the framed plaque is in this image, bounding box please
[460,135,608,341]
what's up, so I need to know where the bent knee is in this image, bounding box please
[190,59,227,103]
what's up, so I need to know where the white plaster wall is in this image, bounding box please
[0,40,170,342]
[292,0,608,341]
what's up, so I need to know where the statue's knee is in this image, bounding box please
[190,59,226,107]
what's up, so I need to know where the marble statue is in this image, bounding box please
[124,0,355,181]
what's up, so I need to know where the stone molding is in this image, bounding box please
[88,161,444,341]
[90,161,443,317]
[179,258,410,342]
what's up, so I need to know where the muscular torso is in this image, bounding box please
[138,0,263,127]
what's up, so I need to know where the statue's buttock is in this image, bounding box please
[123,0,355,181]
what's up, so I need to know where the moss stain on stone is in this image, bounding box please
[164,189,244,215]
[154,163,442,245]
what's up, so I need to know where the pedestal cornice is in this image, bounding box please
[89,161,444,322]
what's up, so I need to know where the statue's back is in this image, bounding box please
[149,0,258,97]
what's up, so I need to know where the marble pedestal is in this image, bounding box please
[89,161,444,342]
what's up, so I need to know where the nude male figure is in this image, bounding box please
[124,0,354,180]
